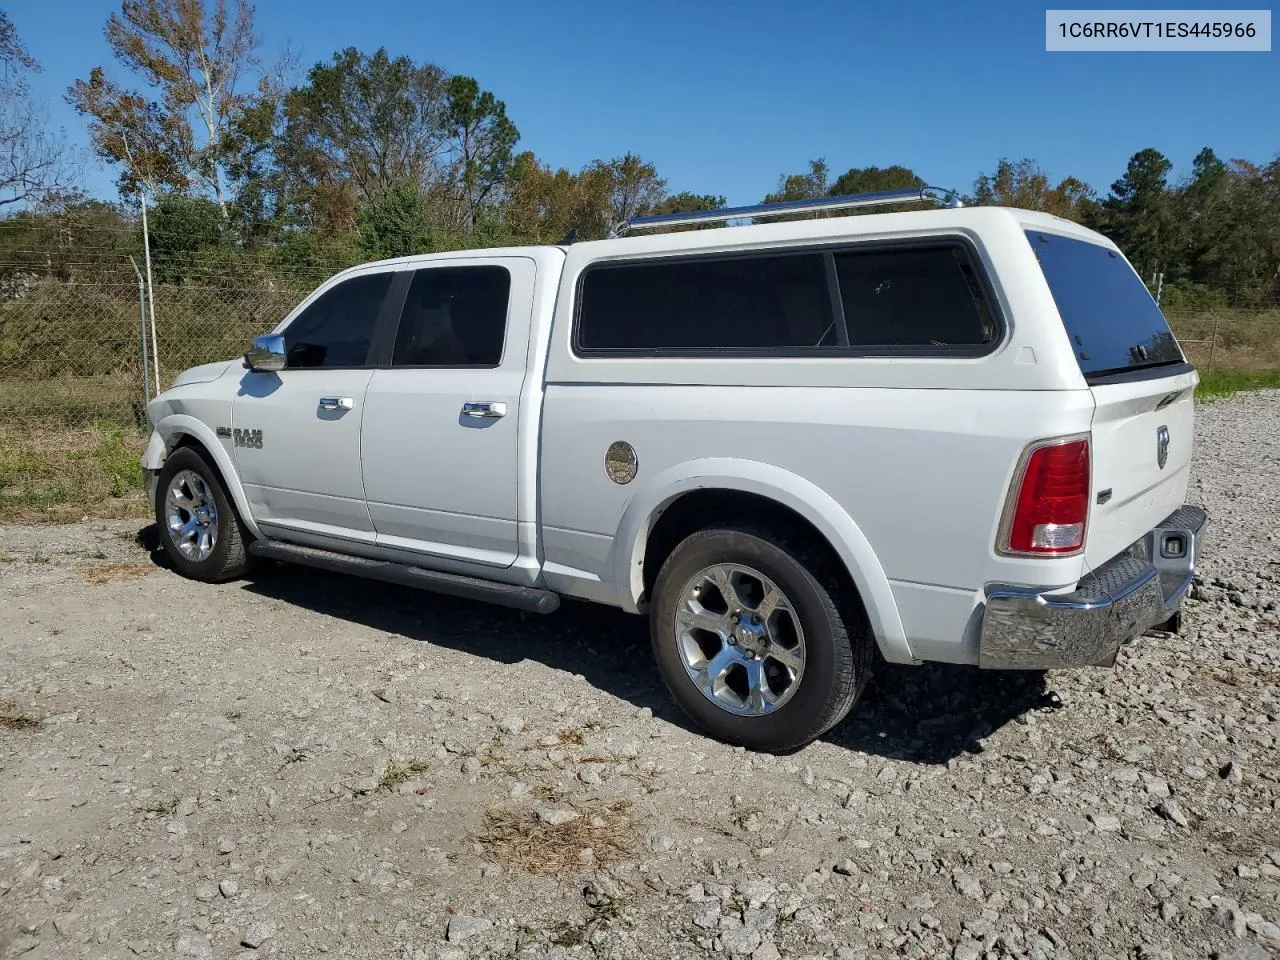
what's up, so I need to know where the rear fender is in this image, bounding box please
[613,458,914,664]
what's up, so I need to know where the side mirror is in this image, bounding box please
[244,333,286,372]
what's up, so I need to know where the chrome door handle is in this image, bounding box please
[461,401,507,419]
[319,396,354,411]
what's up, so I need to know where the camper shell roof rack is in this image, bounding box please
[608,185,963,238]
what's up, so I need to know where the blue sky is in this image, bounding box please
[7,0,1278,206]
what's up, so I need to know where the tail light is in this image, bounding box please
[998,435,1091,556]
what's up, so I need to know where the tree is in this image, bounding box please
[0,199,133,285]
[587,152,666,228]
[828,164,923,196]
[1097,148,1174,281]
[1188,147,1228,199]
[1051,176,1097,221]
[356,178,433,260]
[1,10,37,73]
[651,192,726,214]
[1195,157,1280,304]
[149,192,225,280]
[67,0,264,217]
[1172,147,1231,287]
[502,151,678,241]
[971,158,1097,221]
[763,161,933,218]
[439,75,518,229]
[502,151,597,242]
[1,11,77,209]
[764,159,829,203]
[278,47,448,226]
[277,49,518,235]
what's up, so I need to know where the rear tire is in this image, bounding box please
[649,524,873,753]
[155,446,254,583]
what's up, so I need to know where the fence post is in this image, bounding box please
[129,257,151,408]
[139,193,161,395]
[1207,311,1220,372]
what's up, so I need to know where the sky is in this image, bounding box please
[6,0,1279,207]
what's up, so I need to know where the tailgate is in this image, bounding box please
[1087,371,1197,568]
[1023,227,1199,569]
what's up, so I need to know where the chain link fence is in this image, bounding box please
[1,255,1277,519]
[1,273,1278,435]
[3,281,1277,429]
[1,270,309,431]
[0,268,312,517]
[1163,303,1280,373]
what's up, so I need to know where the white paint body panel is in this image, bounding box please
[233,367,376,544]
[141,205,1200,668]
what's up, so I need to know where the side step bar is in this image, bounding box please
[248,540,561,615]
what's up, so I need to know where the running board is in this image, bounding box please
[248,540,560,615]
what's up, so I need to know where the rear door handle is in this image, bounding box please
[319,396,354,411]
[461,401,507,419]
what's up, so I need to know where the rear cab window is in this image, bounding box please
[1025,231,1185,381]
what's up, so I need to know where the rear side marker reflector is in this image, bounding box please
[998,436,1091,557]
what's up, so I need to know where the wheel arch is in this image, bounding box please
[612,459,913,664]
[146,415,262,540]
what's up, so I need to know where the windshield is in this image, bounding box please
[1025,230,1185,379]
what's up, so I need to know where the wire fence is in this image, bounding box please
[0,271,310,432]
[1,268,1278,438]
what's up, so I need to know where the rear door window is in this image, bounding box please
[1025,231,1184,379]
[392,265,511,367]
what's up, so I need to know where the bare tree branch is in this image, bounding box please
[68,0,260,216]
[0,11,79,209]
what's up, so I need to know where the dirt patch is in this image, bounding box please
[0,699,42,731]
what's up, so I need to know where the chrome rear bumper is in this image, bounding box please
[979,504,1207,670]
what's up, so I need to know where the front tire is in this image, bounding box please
[649,524,873,753]
[155,446,254,583]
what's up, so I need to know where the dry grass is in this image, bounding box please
[0,699,42,731]
[476,800,637,876]
[136,796,178,817]
[557,727,588,747]
[84,561,155,585]
[1168,309,1280,373]
[0,419,148,523]
[377,759,431,793]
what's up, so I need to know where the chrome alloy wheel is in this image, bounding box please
[165,469,219,562]
[673,563,806,716]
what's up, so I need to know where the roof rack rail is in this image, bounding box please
[609,185,963,238]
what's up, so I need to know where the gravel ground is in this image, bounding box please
[1,390,1278,960]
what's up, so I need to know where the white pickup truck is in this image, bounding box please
[142,188,1207,752]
